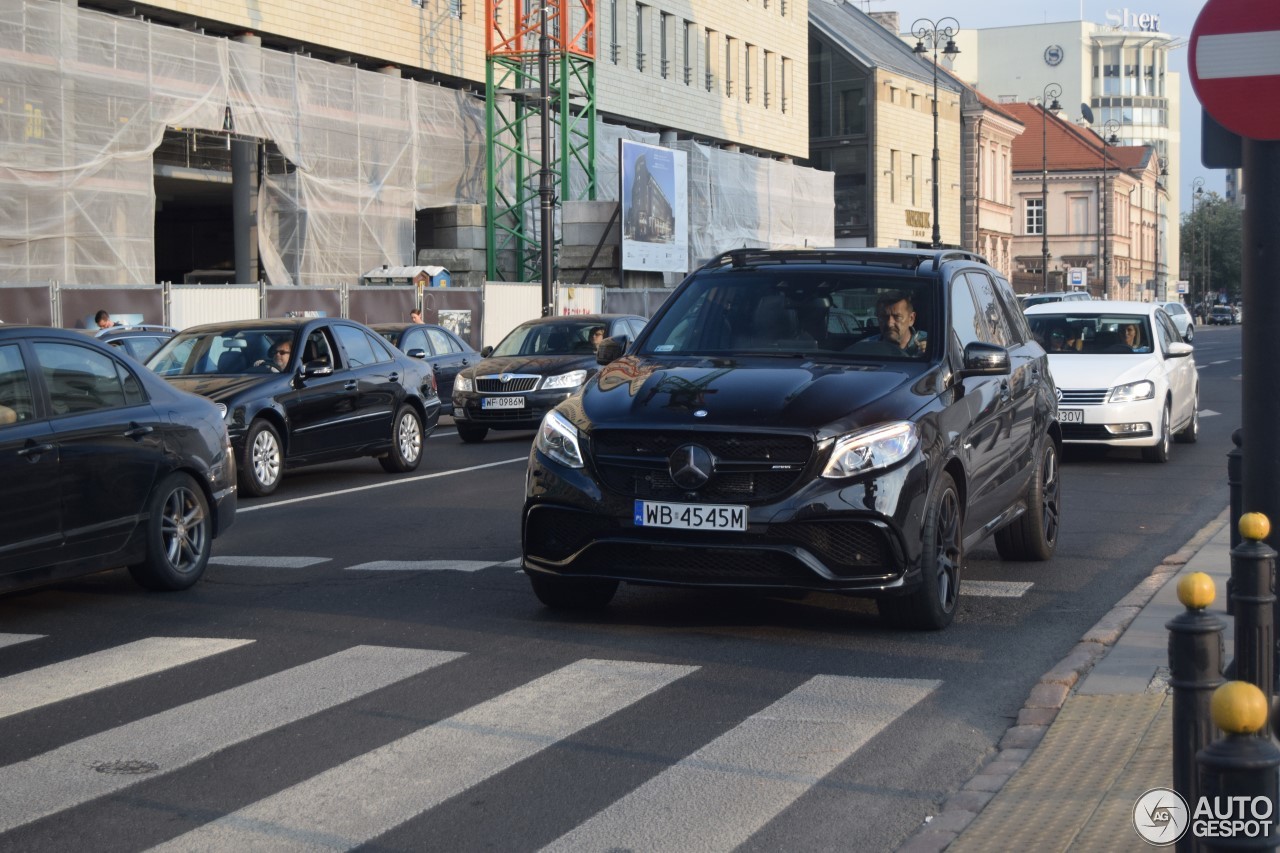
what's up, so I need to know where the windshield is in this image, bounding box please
[638,270,937,360]
[148,328,298,376]
[1026,314,1153,355]
[492,321,608,357]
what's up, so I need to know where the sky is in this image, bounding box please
[876,0,1219,210]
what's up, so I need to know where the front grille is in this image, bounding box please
[591,429,813,502]
[567,542,813,585]
[467,407,542,423]
[526,507,620,561]
[767,520,894,577]
[477,376,539,393]
[1059,389,1108,405]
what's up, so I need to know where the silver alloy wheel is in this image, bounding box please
[397,410,422,463]
[160,484,209,573]
[252,428,281,487]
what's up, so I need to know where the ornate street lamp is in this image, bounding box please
[912,17,960,250]
[1156,157,1168,300]
[1192,176,1205,314]
[1039,82,1062,292]
[1100,119,1119,299]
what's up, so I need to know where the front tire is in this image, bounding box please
[1142,402,1172,462]
[456,423,488,443]
[1175,390,1199,444]
[128,472,212,590]
[240,419,283,496]
[878,472,961,630]
[380,405,423,473]
[995,439,1060,561]
[528,573,618,609]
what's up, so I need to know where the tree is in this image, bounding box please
[1180,192,1242,308]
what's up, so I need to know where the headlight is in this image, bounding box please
[542,369,588,391]
[1108,380,1155,403]
[215,403,228,419]
[535,410,584,468]
[455,374,473,393]
[822,422,919,479]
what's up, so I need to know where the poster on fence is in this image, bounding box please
[620,140,688,274]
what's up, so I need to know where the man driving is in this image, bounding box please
[869,291,926,356]
[255,341,293,372]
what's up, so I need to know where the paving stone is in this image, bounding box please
[1041,643,1105,685]
[1016,707,1059,727]
[999,724,1047,750]
[944,789,995,812]
[964,772,1012,793]
[922,809,977,833]
[1027,681,1071,709]
[895,830,957,853]
[1082,606,1142,644]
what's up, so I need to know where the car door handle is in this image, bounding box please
[388,372,400,382]
[123,423,154,439]
[344,381,358,391]
[18,442,54,459]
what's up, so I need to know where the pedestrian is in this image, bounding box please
[410,308,423,324]
[94,309,114,329]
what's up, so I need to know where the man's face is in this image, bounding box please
[96,317,112,329]
[271,343,292,368]
[876,299,915,348]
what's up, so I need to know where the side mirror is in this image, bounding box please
[1167,341,1194,358]
[481,345,493,358]
[596,336,626,365]
[958,342,1010,377]
[405,348,427,360]
[302,360,333,378]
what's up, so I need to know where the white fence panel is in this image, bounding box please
[555,283,604,316]
[171,286,261,329]
[482,282,541,348]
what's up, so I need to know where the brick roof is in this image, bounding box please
[1004,102,1139,174]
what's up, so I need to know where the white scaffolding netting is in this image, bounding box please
[0,0,829,286]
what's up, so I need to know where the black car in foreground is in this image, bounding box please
[523,249,1062,630]
[0,326,235,592]
[369,322,479,401]
[451,313,647,443]
[148,318,440,496]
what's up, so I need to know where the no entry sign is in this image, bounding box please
[1189,0,1280,140]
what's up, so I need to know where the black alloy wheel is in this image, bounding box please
[995,440,1060,561]
[878,472,962,630]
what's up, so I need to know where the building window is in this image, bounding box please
[1026,198,1044,235]
[1070,196,1089,234]
[763,49,772,108]
[781,56,790,113]
[660,12,671,79]
[683,20,694,85]
[725,36,735,97]
[635,3,646,72]
[705,29,714,92]
[780,0,788,16]
[744,44,755,103]
[910,154,920,206]
[610,0,620,63]
[890,150,899,204]
[447,0,462,18]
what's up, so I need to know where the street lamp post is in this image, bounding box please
[912,17,960,250]
[1156,157,1168,300]
[1192,176,1205,315]
[1039,82,1062,292]
[1101,119,1119,299]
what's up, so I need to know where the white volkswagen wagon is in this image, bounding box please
[1025,301,1198,462]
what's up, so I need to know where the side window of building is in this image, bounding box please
[963,272,1012,347]
[33,342,133,416]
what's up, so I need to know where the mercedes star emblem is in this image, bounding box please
[669,444,714,490]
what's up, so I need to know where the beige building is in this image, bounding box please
[958,84,1024,277]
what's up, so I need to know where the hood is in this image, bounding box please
[466,353,597,377]
[575,356,929,435]
[165,374,288,402]
[1046,354,1158,390]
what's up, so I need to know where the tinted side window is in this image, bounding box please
[0,344,35,424]
[303,329,338,369]
[402,329,429,354]
[964,272,1011,347]
[991,276,1032,345]
[364,331,394,363]
[426,328,455,355]
[334,326,379,367]
[950,277,983,350]
[1155,312,1178,352]
[34,342,131,416]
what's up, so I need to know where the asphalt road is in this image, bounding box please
[0,325,1242,852]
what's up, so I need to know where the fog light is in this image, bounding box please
[1105,422,1149,435]
[453,407,466,418]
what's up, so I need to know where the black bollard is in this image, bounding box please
[1229,513,1276,707]
[1169,571,1227,852]
[1196,682,1280,852]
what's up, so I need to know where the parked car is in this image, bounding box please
[1157,302,1194,342]
[147,318,440,496]
[451,313,647,443]
[522,248,1062,630]
[1018,291,1091,310]
[1025,301,1197,462]
[1209,305,1235,325]
[369,322,479,402]
[0,325,235,592]
[91,324,178,362]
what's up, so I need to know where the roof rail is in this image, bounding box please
[700,247,992,273]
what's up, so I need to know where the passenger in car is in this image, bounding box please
[866,292,926,355]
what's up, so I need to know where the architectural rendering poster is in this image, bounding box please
[620,140,688,273]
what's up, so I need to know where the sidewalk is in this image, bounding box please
[899,510,1233,853]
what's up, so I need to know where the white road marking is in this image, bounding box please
[0,638,253,720]
[237,458,526,513]
[541,675,939,853]
[148,659,697,853]
[1200,409,1221,419]
[1209,360,1230,366]
[0,634,43,650]
[346,560,496,573]
[497,558,523,568]
[961,581,1033,598]
[0,645,463,834]
[428,430,456,439]
[209,556,331,568]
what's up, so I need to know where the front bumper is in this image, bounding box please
[522,444,930,595]
[1057,397,1160,446]
[453,389,575,431]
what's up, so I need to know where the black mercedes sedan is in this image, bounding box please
[369,322,479,401]
[522,249,1062,630]
[0,325,235,593]
[147,318,440,497]
[451,314,646,443]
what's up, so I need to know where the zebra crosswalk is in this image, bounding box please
[0,632,941,850]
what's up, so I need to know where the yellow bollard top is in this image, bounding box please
[1176,572,1215,609]
[1211,681,1270,735]
[1240,512,1271,543]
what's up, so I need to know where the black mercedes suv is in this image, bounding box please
[522,248,1062,629]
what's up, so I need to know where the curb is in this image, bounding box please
[896,509,1231,853]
